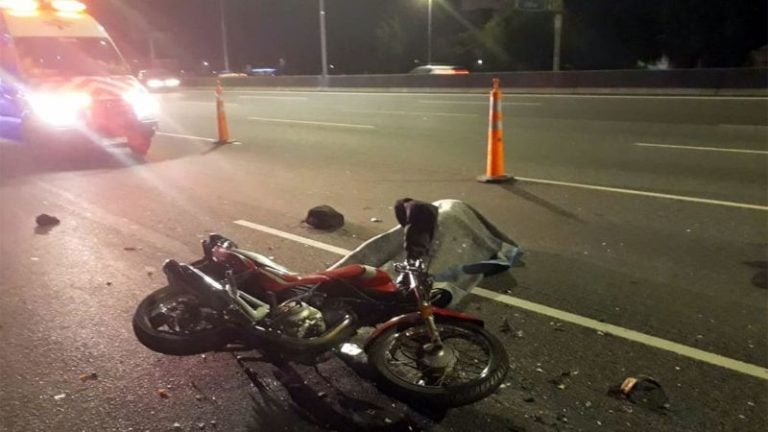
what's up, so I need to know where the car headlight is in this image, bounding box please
[27,91,91,127]
[164,78,180,87]
[146,79,165,89]
[123,90,159,119]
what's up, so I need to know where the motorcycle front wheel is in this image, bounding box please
[132,286,234,355]
[366,319,509,408]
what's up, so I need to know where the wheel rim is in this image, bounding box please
[381,323,494,388]
[146,292,221,336]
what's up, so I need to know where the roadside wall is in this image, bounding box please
[181,68,768,95]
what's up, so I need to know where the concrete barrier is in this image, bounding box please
[182,68,768,95]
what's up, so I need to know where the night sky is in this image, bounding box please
[86,0,767,74]
[90,0,409,74]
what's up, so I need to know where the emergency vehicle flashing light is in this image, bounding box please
[0,0,87,13]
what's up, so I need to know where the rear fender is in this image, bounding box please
[364,308,484,350]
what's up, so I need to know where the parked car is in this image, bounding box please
[409,65,470,75]
[138,69,181,91]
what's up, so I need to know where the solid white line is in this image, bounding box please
[232,218,768,380]
[342,108,480,117]
[635,142,768,155]
[247,117,375,129]
[472,288,768,380]
[233,220,352,255]
[516,176,768,211]
[157,132,216,142]
[418,100,541,106]
[238,95,308,100]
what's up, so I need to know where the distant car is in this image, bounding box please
[409,65,470,75]
[138,69,181,91]
[216,72,248,78]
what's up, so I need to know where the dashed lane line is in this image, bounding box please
[635,142,768,155]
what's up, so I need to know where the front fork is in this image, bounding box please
[403,263,457,373]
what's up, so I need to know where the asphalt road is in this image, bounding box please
[0,89,766,432]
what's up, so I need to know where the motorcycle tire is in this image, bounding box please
[366,319,509,408]
[132,286,234,356]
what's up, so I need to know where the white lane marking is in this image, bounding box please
[248,117,375,129]
[717,124,768,130]
[342,108,480,117]
[516,176,768,211]
[157,132,217,142]
[472,288,768,380]
[418,100,541,106]
[238,95,308,100]
[175,100,240,107]
[634,142,768,155]
[233,218,768,380]
[234,220,352,255]
[181,89,767,100]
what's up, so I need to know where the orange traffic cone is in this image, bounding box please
[214,81,237,145]
[477,78,512,183]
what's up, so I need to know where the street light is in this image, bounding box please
[219,0,230,72]
[319,0,328,82]
[427,0,433,65]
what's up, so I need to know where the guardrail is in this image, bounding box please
[181,68,768,94]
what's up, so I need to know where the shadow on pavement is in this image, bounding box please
[236,351,432,432]
[498,180,585,223]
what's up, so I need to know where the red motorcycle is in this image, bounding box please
[133,200,509,407]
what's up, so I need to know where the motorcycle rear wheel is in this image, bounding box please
[133,286,234,355]
[366,319,508,408]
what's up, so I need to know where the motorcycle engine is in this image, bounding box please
[272,301,326,338]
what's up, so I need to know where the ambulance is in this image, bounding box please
[0,0,158,156]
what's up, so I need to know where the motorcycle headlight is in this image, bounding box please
[28,91,91,127]
[123,90,159,119]
[164,78,180,87]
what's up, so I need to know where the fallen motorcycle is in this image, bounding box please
[133,199,509,407]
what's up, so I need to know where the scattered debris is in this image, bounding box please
[499,318,512,334]
[172,423,182,430]
[304,205,344,230]
[123,246,139,251]
[53,393,66,401]
[36,214,60,227]
[145,266,156,278]
[79,373,98,382]
[535,367,544,373]
[615,376,670,411]
[105,282,112,286]
[197,423,206,430]
[156,388,170,399]
[597,420,603,426]
[370,217,382,223]
[523,396,535,403]
[585,401,593,408]
[317,391,327,398]
[210,420,217,428]
[201,354,207,361]
[551,371,572,390]
[195,394,204,401]
[514,330,525,339]
[596,330,606,336]
[30,257,40,261]
[556,413,568,423]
